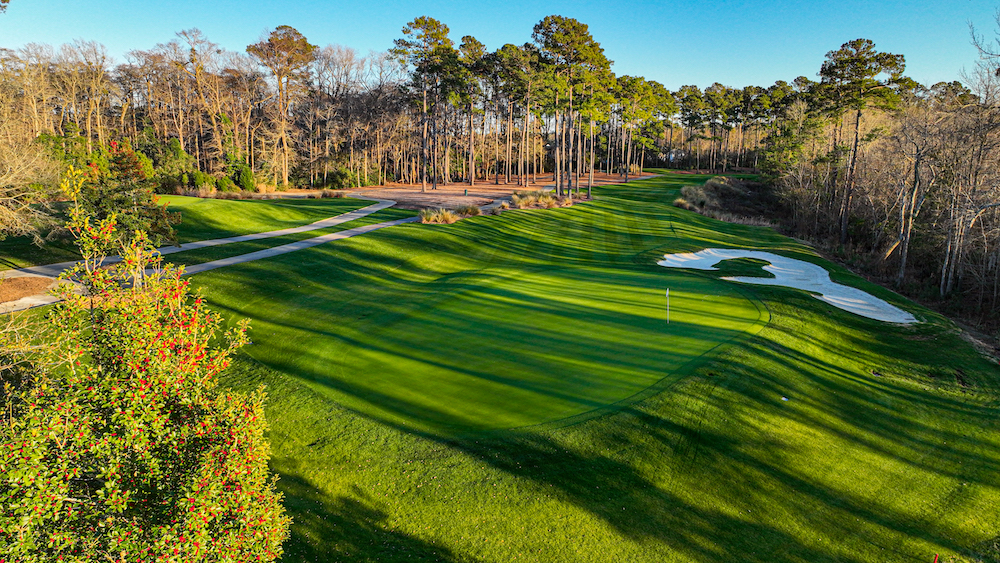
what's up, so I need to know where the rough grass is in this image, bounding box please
[675,176,778,228]
[169,170,1000,562]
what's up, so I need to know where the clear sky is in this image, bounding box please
[0,0,996,89]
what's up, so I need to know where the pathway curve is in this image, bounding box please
[1,198,412,313]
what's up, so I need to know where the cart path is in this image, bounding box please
[1,199,413,313]
[2,198,396,280]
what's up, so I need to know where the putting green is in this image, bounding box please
[226,265,765,433]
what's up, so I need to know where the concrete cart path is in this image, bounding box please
[2,198,397,280]
[182,216,418,276]
[1,199,414,314]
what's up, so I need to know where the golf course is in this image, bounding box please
[127,172,1000,562]
[6,5,1000,561]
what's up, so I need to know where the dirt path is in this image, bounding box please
[279,171,660,210]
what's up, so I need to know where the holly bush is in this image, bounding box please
[0,167,290,562]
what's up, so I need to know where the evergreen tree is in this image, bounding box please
[818,38,905,243]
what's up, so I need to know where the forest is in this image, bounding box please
[2,15,1000,329]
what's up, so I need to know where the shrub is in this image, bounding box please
[0,171,291,562]
[217,176,237,193]
[321,189,344,198]
[76,146,177,248]
[234,163,255,191]
[190,170,216,189]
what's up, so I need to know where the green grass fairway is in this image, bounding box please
[161,207,416,268]
[181,172,1000,562]
[217,265,762,432]
[0,195,370,269]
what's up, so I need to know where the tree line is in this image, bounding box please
[5,15,1000,326]
[754,34,1000,329]
[0,16,812,201]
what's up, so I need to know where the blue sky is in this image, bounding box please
[0,0,995,89]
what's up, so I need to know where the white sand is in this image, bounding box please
[657,248,918,324]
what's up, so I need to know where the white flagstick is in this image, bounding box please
[666,288,670,324]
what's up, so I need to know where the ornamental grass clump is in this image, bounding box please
[0,167,290,563]
[511,191,537,209]
[511,190,572,210]
[418,208,459,224]
[453,205,481,217]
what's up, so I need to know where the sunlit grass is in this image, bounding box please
[0,195,371,270]
[163,208,415,268]
[183,171,1000,562]
[158,195,370,243]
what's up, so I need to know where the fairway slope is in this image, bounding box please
[192,172,1000,563]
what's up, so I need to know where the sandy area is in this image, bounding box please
[658,248,918,324]
[0,275,56,304]
[283,172,657,209]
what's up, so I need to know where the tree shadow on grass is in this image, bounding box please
[259,307,1000,562]
[276,468,475,563]
[201,186,1000,561]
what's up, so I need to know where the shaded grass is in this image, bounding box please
[184,171,1000,562]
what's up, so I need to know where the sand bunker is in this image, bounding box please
[658,249,918,324]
